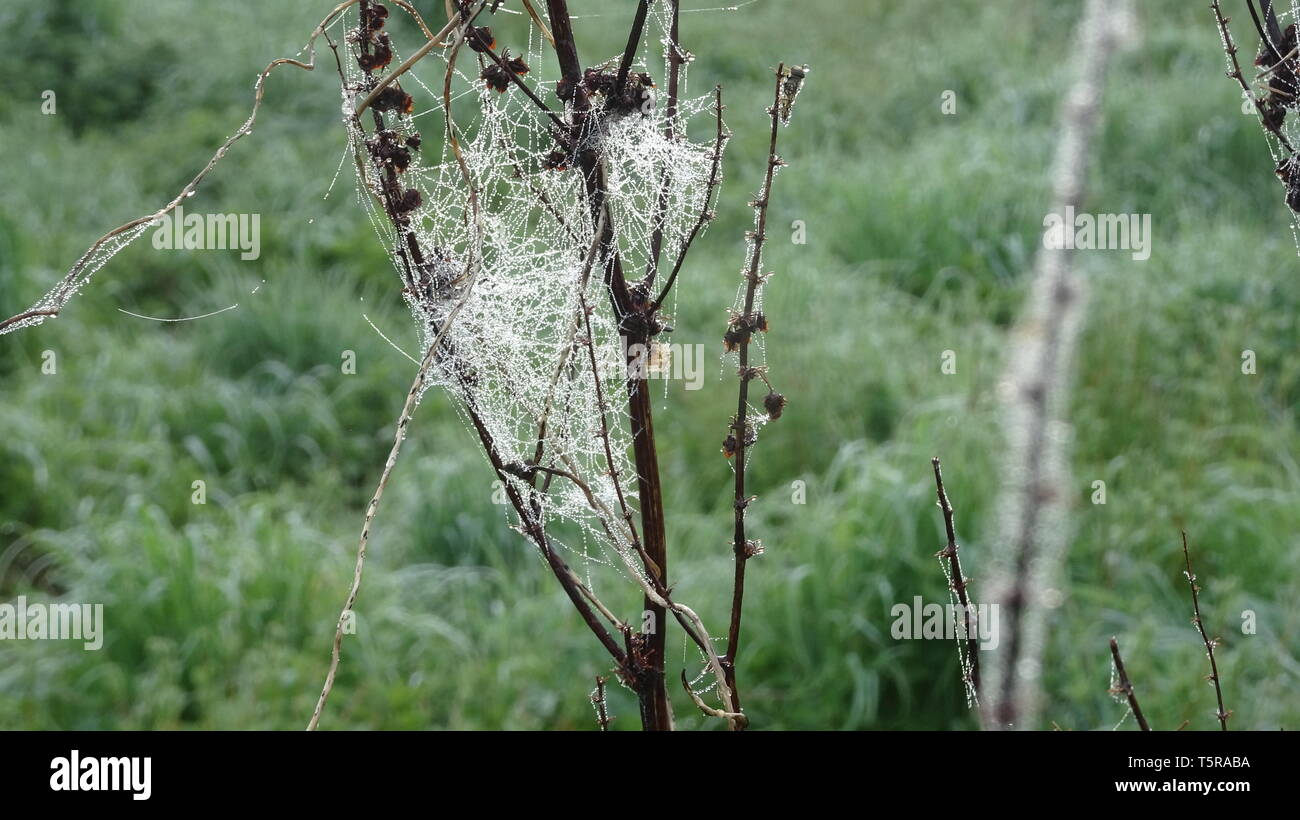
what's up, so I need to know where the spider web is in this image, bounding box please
[338,4,721,598]
[1227,0,1300,250]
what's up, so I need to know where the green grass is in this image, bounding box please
[1,0,1297,730]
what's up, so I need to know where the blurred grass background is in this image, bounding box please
[0,0,1297,730]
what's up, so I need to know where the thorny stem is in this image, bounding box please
[1108,637,1150,731]
[1211,0,1297,154]
[1182,532,1230,731]
[721,65,787,719]
[931,457,981,703]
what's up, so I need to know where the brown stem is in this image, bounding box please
[1182,532,1230,730]
[613,0,651,99]
[0,309,60,333]
[593,676,611,731]
[545,0,582,88]
[722,66,786,720]
[931,457,981,702]
[545,0,672,731]
[1108,636,1151,731]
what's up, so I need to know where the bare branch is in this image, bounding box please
[720,65,794,722]
[931,457,980,704]
[1182,532,1231,730]
[1108,637,1151,731]
[592,676,612,731]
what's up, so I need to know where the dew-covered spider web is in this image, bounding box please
[1222,0,1300,250]
[336,2,723,619]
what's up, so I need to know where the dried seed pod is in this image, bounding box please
[763,390,786,420]
[505,53,530,76]
[359,34,394,70]
[778,64,809,124]
[468,26,496,53]
[361,1,389,36]
[371,84,414,114]
[395,187,422,215]
[723,326,746,352]
[482,64,511,93]
[722,434,738,459]
[1276,157,1300,212]
[542,149,569,171]
[370,130,412,171]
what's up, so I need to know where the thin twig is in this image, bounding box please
[721,65,788,721]
[613,0,651,99]
[593,676,611,731]
[931,457,981,703]
[308,334,441,731]
[680,670,747,727]
[521,0,556,47]
[1108,637,1150,731]
[1182,532,1231,731]
[644,0,683,288]
[650,84,726,312]
[0,0,363,337]
[1211,0,1297,154]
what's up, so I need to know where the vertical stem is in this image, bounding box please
[722,66,786,720]
[1108,637,1151,731]
[593,676,612,731]
[614,0,651,99]
[931,457,981,702]
[545,0,673,731]
[1182,532,1230,730]
[644,0,682,286]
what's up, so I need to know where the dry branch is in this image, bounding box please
[931,457,980,704]
[1182,532,1231,730]
[1108,636,1150,731]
